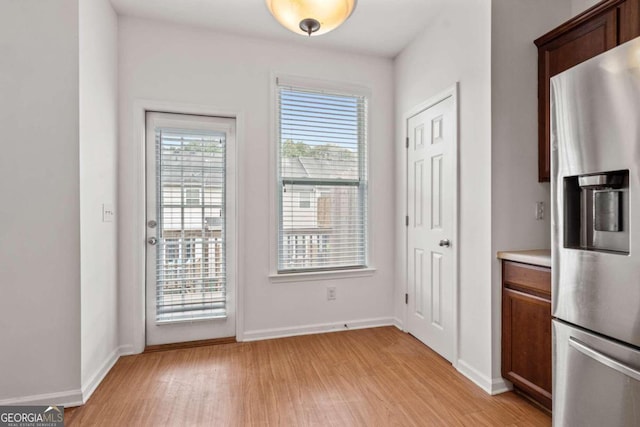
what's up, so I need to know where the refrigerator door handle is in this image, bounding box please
[569,337,640,382]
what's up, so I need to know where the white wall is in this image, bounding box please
[79,0,119,397]
[394,0,495,391]
[0,0,82,403]
[117,17,396,351]
[490,0,573,382]
[571,0,601,15]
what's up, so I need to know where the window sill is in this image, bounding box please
[269,267,377,283]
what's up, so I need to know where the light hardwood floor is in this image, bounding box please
[65,327,550,426]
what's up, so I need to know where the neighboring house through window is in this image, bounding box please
[276,78,368,273]
[184,188,201,206]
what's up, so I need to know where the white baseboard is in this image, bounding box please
[81,346,123,403]
[391,317,404,331]
[0,389,83,408]
[456,359,512,395]
[118,344,137,357]
[242,317,395,342]
[490,377,513,395]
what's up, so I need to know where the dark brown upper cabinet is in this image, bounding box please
[534,0,640,182]
[620,0,640,42]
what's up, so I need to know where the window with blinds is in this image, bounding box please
[276,81,368,273]
[155,127,227,321]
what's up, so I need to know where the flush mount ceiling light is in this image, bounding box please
[266,0,357,37]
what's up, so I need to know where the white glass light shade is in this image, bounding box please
[266,0,357,36]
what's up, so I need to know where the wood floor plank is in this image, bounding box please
[64,327,550,426]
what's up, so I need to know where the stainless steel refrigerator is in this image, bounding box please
[551,36,640,426]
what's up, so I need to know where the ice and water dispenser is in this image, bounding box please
[563,170,629,254]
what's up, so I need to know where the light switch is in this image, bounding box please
[103,204,115,223]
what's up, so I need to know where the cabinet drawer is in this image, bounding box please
[503,261,551,297]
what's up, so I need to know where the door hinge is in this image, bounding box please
[405,215,409,227]
[405,293,408,304]
[406,137,409,148]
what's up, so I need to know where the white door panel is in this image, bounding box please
[145,112,236,346]
[406,96,455,362]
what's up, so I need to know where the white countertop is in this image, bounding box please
[496,249,551,268]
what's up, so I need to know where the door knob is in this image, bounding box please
[439,239,451,248]
[147,237,158,246]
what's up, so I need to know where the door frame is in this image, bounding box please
[402,84,459,367]
[129,99,245,353]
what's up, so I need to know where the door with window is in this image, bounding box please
[145,112,235,346]
[406,94,456,362]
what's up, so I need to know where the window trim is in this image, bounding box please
[184,187,202,206]
[269,74,374,280]
[298,190,312,209]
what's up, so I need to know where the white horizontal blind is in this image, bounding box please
[155,127,227,321]
[277,83,368,272]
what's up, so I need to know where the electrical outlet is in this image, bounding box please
[535,201,545,220]
[327,286,337,301]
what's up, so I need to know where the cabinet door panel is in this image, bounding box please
[502,288,552,410]
[537,10,617,181]
[548,22,615,75]
[619,0,640,43]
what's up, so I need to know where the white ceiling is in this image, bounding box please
[109,0,442,58]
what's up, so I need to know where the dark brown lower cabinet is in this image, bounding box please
[502,261,552,411]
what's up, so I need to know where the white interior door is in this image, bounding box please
[406,95,456,362]
[145,112,236,346]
